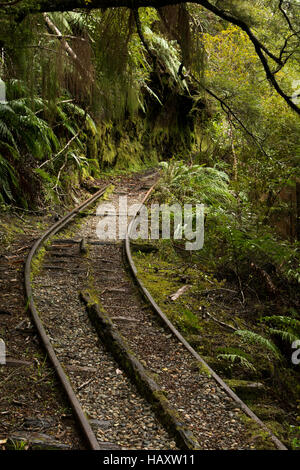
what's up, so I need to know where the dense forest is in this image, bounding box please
[0,0,299,450]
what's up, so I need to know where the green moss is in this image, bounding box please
[225,379,266,402]
[102,184,115,200]
[133,248,210,336]
[30,246,47,279]
[0,219,25,248]
[201,355,234,378]
[196,361,212,377]
[81,288,99,308]
[238,413,277,450]
[97,119,159,171]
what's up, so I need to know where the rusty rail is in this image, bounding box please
[24,185,110,450]
[124,184,287,451]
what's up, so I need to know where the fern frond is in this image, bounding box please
[217,353,256,371]
[0,119,17,148]
[262,316,300,332]
[268,328,299,344]
[235,329,282,360]
[0,154,18,201]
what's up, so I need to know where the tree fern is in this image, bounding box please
[0,119,17,149]
[0,154,17,201]
[235,329,282,360]
[157,160,235,207]
[55,105,78,137]
[144,27,188,93]
[0,97,59,160]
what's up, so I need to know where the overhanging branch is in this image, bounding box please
[188,70,271,158]
[43,13,94,83]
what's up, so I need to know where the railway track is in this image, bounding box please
[25,170,287,450]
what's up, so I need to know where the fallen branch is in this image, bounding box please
[236,271,246,305]
[39,131,80,169]
[199,306,237,332]
[77,377,94,391]
[170,285,191,301]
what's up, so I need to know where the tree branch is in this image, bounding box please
[38,131,80,169]
[194,0,300,115]
[43,13,93,83]
[188,70,271,158]
[0,0,22,6]
[278,0,299,36]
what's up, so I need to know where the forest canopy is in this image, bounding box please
[0,1,299,214]
[1,0,300,114]
[0,0,300,449]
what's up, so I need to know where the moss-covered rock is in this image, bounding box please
[226,379,266,402]
[250,405,286,423]
[202,355,233,378]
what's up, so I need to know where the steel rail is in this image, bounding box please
[124,184,288,451]
[24,185,110,450]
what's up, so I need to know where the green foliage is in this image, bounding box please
[217,353,256,372]
[144,27,188,93]
[9,440,28,451]
[157,160,234,207]
[0,153,17,202]
[291,428,300,450]
[268,328,299,345]
[0,8,203,204]
[0,78,104,204]
[261,316,300,345]
[157,159,300,286]
[262,316,300,331]
[235,329,282,361]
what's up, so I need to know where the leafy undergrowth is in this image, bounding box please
[133,241,300,448]
[131,161,300,449]
[0,212,82,450]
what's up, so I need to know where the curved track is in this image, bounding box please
[25,172,287,450]
[125,185,287,451]
[25,186,110,450]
